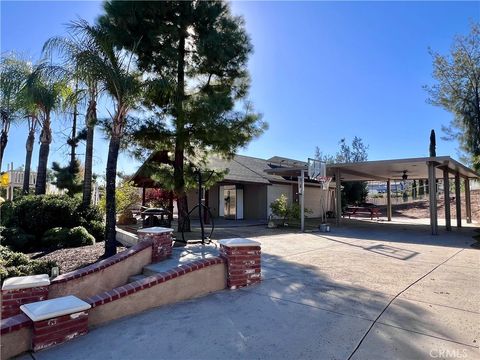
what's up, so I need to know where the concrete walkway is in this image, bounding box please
[23,223,479,359]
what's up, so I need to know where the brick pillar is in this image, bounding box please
[21,295,91,352]
[1,274,50,319]
[32,310,89,351]
[219,238,261,289]
[137,227,174,263]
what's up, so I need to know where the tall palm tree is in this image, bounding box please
[25,65,67,195]
[0,55,30,171]
[70,19,142,256]
[20,82,40,194]
[43,30,100,206]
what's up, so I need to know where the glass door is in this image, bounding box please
[223,185,236,220]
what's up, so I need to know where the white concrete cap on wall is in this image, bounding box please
[137,227,174,234]
[2,274,50,291]
[218,238,261,247]
[20,295,91,322]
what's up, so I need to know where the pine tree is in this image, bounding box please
[100,1,265,231]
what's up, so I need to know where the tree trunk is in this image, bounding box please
[35,121,51,195]
[82,99,96,206]
[104,135,121,257]
[22,130,35,194]
[174,9,189,232]
[70,96,78,169]
[0,130,7,172]
[175,147,190,232]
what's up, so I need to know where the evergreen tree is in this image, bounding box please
[100,1,265,231]
[429,129,436,157]
[425,23,480,171]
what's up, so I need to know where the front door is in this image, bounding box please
[223,185,236,219]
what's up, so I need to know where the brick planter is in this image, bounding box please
[1,274,50,318]
[137,227,174,262]
[219,238,261,289]
[21,295,91,351]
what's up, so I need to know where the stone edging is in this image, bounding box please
[51,240,153,284]
[86,257,225,308]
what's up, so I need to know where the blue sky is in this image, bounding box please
[1,1,479,176]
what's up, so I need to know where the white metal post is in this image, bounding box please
[465,178,472,224]
[455,172,461,228]
[443,169,451,231]
[428,162,438,235]
[300,170,305,232]
[335,168,341,225]
[386,179,392,221]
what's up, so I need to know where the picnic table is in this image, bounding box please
[343,205,380,220]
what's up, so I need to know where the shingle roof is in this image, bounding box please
[207,154,293,184]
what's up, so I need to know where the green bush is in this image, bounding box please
[0,200,15,227]
[86,220,105,243]
[270,194,289,221]
[270,195,312,224]
[0,245,57,283]
[41,226,95,249]
[41,227,71,249]
[2,195,105,251]
[68,226,95,247]
[14,195,78,235]
[1,227,36,252]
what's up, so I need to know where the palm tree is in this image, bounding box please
[25,64,67,195]
[43,29,100,206]
[20,85,39,194]
[70,19,142,256]
[0,55,30,171]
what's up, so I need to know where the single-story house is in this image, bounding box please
[131,153,335,221]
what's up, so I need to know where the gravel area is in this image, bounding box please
[29,243,126,275]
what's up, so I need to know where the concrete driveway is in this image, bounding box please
[24,222,479,360]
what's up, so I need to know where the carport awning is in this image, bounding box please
[326,156,479,181]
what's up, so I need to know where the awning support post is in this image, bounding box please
[300,170,305,232]
[442,169,451,231]
[455,172,462,228]
[428,161,438,235]
[465,178,472,224]
[335,168,341,225]
[386,179,392,221]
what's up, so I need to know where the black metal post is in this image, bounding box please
[197,171,205,243]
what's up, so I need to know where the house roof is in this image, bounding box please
[207,155,297,185]
[130,152,319,188]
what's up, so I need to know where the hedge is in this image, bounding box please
[1,195,104,252]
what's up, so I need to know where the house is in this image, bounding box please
[131,153,335,221]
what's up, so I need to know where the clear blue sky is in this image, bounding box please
[2,1,479,176]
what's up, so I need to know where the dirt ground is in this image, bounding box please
[390,189,479,222]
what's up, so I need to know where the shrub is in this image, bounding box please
[41,226,95,249]
[270,195,312,224]
[14,195,78,236]
[41,227,71,249]
[0,200,16,227]
[87,220,105,243]
[1,195,104,251]
[270,194,289,221]
[1,227,36,252]
[68,226,95,247]
[98,180,140,216]
[0,245,57,283]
